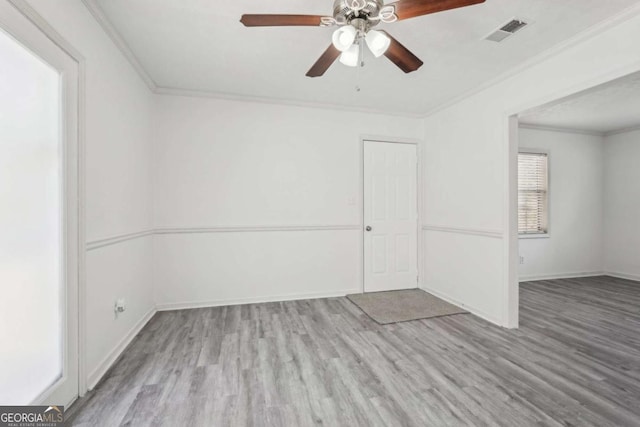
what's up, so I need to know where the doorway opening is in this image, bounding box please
[507,70,640,328]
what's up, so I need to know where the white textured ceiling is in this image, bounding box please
[520,71,640,134]
[92,0,638,115]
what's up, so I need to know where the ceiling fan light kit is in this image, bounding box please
[331,16,391,61]
[339,43,361,67]
[365,29,391,58]
[332,25,357,51]
[240,0,486,77]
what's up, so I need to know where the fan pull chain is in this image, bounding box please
[355,38,364,92]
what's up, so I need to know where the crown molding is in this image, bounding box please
[81,0,157,91]
[518,123,605,137]
[80,0,640,119]
[10,0,85,61]
[604,124,640,137]
[422,3,640,118]
[154,86,424,118]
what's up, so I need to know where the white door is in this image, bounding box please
[0,1,79,407]
[363,141,418,292]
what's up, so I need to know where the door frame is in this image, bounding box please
[359,136,424,294]
[5,0,88,402]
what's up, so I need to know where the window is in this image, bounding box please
[0,13,79,405]
[0,27,63,403]
[518,152,549,235]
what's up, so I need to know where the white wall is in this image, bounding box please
[25,0,155,388]
[422,8,640,326]
[518,128,604,281]
[152,95,423,308]
[604,129,640,280]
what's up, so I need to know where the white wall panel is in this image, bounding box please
[86,237,153,387]
[604,129,640,280]
[423,230,504,324]
[154,231,360,308]
[153,96,423,227]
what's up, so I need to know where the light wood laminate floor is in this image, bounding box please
[69,276,640,426]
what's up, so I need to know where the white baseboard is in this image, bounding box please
[156,288,361,311]
[87,307,156,390]
[604,271,640,282]
[518,271,604,282]
[419,285,503,327]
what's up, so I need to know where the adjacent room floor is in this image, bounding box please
[69,277,640,426]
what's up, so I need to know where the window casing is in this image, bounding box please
[518,151,549,235]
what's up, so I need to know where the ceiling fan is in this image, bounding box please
[240,0,486,78]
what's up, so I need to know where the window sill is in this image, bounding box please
[519,233,550,240]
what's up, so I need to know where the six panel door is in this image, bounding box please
[363,141,418,292]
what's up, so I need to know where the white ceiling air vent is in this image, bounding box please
[485,19,528,42]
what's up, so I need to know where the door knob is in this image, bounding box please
[365,226,372,232]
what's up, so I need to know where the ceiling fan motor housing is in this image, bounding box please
[333,0,384,27]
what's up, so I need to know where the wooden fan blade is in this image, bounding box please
[387,0,485,21]
[379,31,423,73]
[240,14,325,27]
[306,45,341,77]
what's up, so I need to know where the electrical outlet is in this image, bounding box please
[519,256,525,265]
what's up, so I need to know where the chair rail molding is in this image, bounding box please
[86,224,363,250]
[153,224,361,234]
[86,229,154,251]
[422,224,504,239]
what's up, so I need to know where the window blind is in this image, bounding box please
[518,152,548,234]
